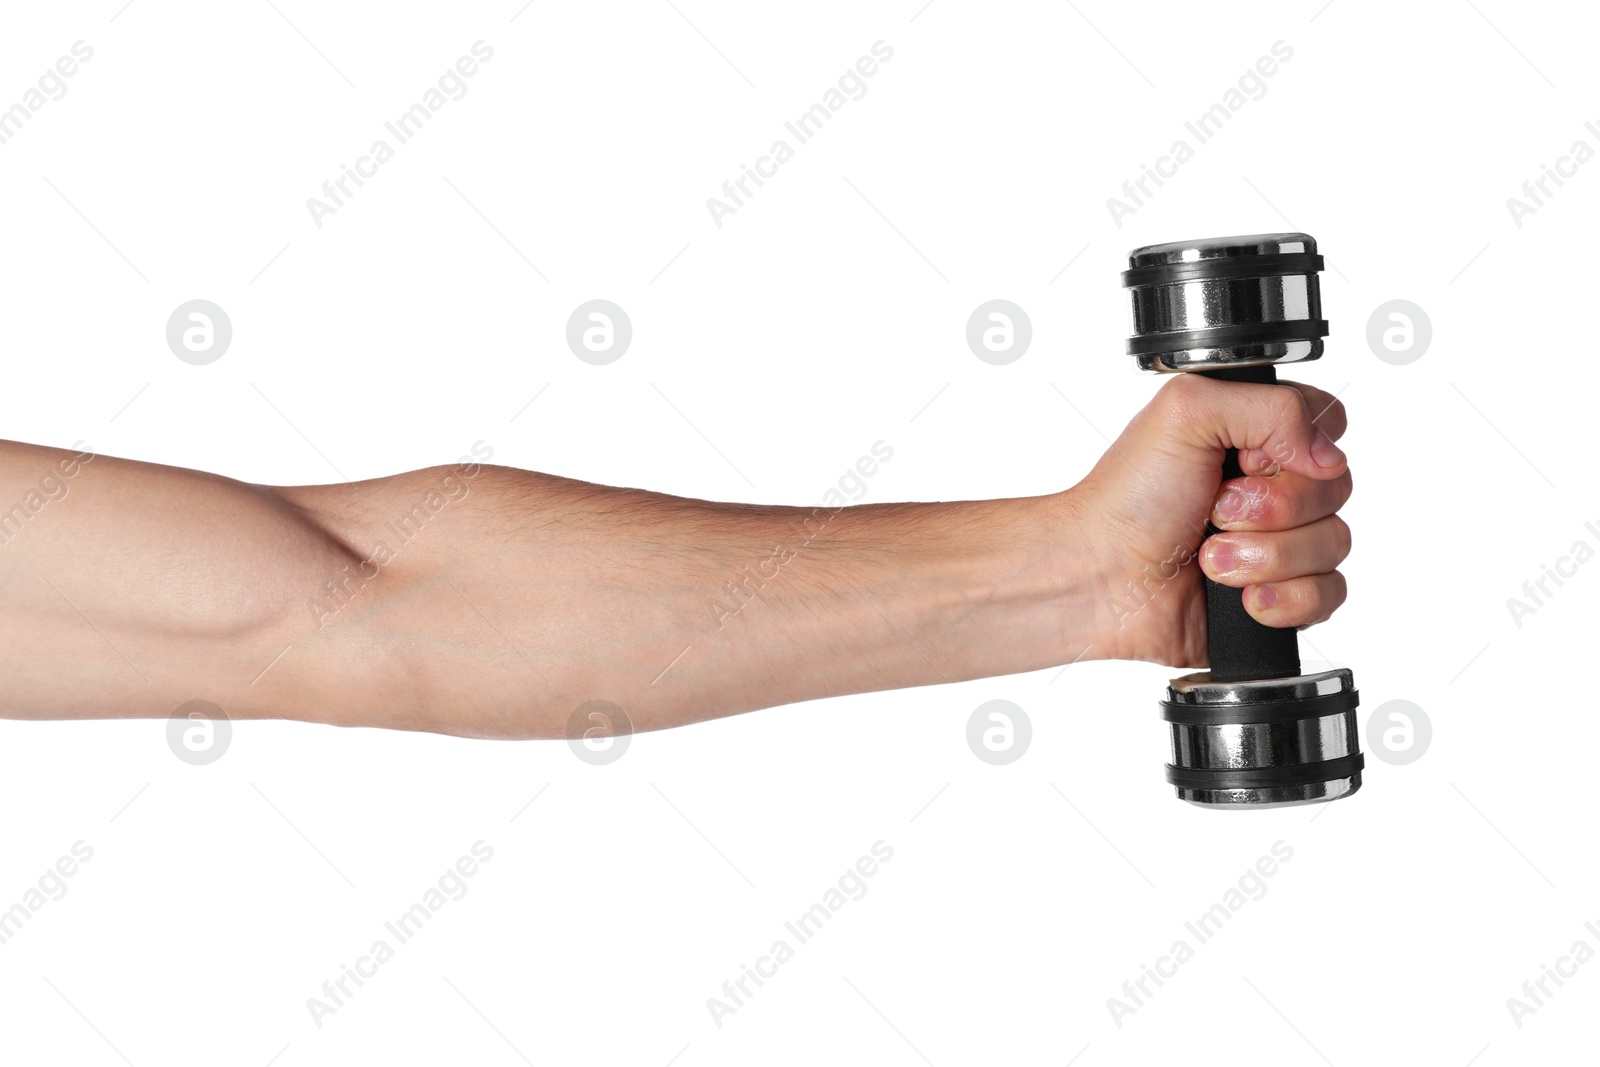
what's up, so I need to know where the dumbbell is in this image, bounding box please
[1121,233,1362,808]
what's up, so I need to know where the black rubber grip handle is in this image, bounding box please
[1197,364,1301,682]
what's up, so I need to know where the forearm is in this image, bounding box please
[0,443,1105,736]
[287,466,1103,737]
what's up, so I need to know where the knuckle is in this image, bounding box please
[1332,516,1353,561]
[1271,384,1309,424]
[1323,397,1347,429]
[1240,533,1276,574]
[1303,576,1345,626]
[1165,371,1206,397]
[1157,372,1205,418]
[1333,469,1355,507]
[1243,477,1283,525]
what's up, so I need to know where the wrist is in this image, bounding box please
[948,489,1107,673]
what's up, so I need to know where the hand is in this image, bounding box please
[1071,373,1352,669]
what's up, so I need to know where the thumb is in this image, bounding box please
[1161,374,1347,481]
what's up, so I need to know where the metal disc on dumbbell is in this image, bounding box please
[1122,232,1327,373]
[1162,667,1361,807]
[1122,233,1363,808]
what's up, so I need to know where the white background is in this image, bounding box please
[0,1,1594,1064]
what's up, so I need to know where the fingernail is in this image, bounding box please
[1311,430,1346,469]
[1253,584,1278,610]
[1206,540,1235,575]
[1214,487,1247,521]
[1242,448,1280,478]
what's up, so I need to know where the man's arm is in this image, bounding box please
[0,375,1351,738]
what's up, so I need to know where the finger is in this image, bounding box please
[1160,375,1348,482]
[1201,515,1351,587]
[1212,469,1352,532]
[1243,571,1347,628]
